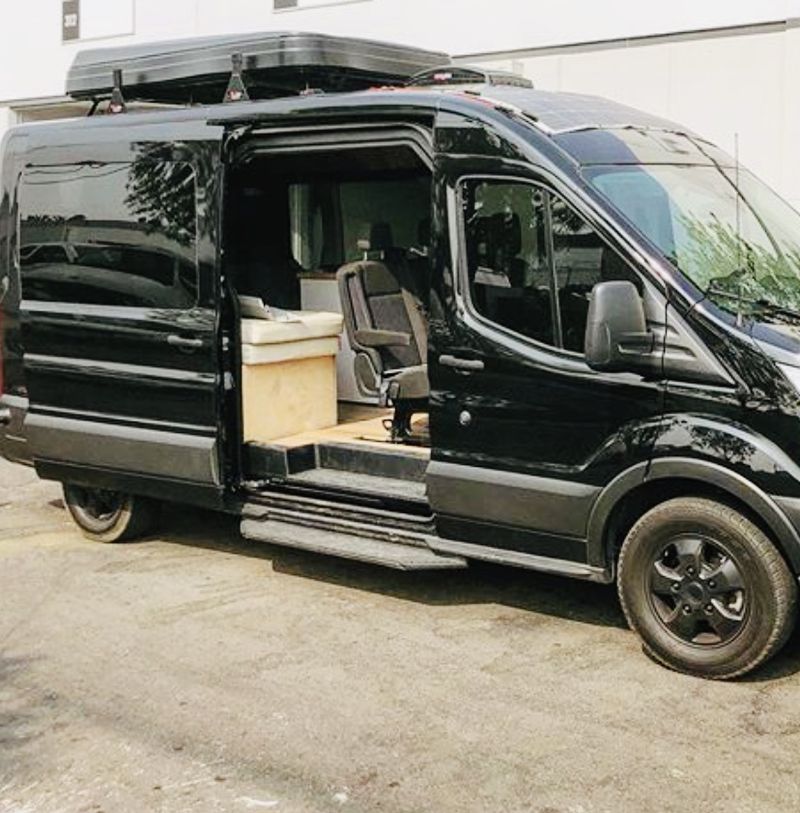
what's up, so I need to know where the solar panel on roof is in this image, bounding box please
[477,87,683,134]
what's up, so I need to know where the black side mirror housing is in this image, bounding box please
[584,281,658,373]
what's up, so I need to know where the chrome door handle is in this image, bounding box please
[167,334,204,350]
[438,354,485,372]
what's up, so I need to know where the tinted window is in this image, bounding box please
[550,195,636,353]
[463,180,554,346]
[463,179,638,354]
[19,161,198,309]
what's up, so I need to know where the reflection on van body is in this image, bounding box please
[19,161,198,310]
[21,242,197,309]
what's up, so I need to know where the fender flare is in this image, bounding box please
[586,457,800,574]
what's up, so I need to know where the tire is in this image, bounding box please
[618,497,797,680]
[62,484,159,543]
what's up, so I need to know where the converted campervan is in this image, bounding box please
[3,33,800,678]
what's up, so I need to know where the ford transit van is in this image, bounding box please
[3,33,800,678]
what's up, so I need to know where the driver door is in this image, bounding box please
[426,116,666,569]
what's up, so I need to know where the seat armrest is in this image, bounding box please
[354,328,411,347]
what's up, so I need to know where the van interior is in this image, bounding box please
[226,139,435,510]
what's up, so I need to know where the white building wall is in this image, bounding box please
[2,0,799,100]
[1,1,800,202]
[473,25,800,206]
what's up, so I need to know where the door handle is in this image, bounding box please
[438,354,485,372]
[167,334,204,350]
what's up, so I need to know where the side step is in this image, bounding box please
[241,517,467,571]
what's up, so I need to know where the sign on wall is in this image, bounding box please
[61,0,134,42]
[62,0,80,42]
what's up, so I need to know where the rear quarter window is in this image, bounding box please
[18,160,198,309]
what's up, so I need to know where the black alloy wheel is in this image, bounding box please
[618,497,797,679]
[648,534,747,646]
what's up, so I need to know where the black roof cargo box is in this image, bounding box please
[66,31,451,105]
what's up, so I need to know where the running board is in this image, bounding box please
[240,517,468,571]
[429,537,611,583]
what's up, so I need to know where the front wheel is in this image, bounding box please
[618,497,797,679]
[62,484,159,543]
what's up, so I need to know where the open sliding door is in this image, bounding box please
[19,125,227,506]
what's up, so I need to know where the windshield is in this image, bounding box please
[586,162,800,319]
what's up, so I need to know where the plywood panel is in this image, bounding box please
[242,355,338,443]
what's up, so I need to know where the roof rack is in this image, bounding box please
[107,68,127,114]
[66,31,451,107]
[405,65,533,89]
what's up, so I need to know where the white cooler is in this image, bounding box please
[241,311,344,443]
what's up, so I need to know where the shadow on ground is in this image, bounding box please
[133,504,800,680]
[129,505,627,631]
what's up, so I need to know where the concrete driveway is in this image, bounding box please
[2,457,800,813]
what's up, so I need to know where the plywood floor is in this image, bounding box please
[271,404,431,458]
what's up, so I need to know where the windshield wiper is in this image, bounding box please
[706,283,800,322]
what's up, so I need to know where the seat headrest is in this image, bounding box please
[369,222,394,252]
[488,211,522,258]
[361,262,400,295]
[474,211,523,267]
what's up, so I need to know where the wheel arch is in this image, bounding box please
[587,458,800,577]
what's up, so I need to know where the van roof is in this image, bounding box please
[56,30,685,138]
[22,84,684,137]
[11,87,692,175]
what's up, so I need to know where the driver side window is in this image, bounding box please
[462,178,637,354]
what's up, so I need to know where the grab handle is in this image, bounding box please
[167,334,204,350]
[438,354,485,372]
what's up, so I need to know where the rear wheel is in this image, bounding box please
[618,497,797,679]
[62,484,158,543]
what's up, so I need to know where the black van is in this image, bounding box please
[4,33,800,679]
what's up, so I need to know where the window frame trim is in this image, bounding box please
[542,190,564,349]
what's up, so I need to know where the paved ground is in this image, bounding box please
[3,459,800,813]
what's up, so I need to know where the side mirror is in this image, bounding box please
[584,280,657,373]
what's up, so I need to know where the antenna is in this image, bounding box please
[735,132,743,327]
[224,53,250,103]
[108,69,126,114]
